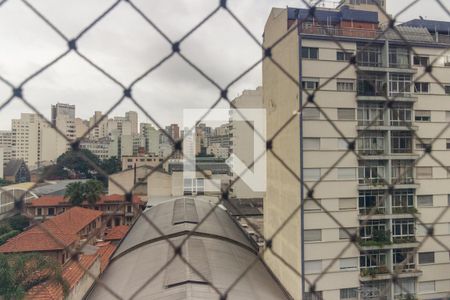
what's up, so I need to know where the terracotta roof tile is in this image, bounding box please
[0,207,101,253]
[104,225,129,241]
[26,254,99,300]
[96,241,116,273]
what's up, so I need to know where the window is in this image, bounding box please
[448,194,450,206]
[339,228,357,240]
[393,249,415,270]
[340,258,358,270]
[358,103,385,126]
[358,160,386,184]
[413,55,429,66]
[304,168,321,181]
[418,281,435,294]
[417,195,433,207]
[48,208,55,216]
[340,288,358,300]
[358,132,385,155]
[391,131,412,153]
[392,219,415,240]
[445,85,450,95]
[36,208,42,216]
[304,138,320,150]
[359,190,386,215]
[418,252,435,264]
[339,198,357,210]
[304,229,322,242]
[416,167,433,179]
[392,190,414,212]
[302,79,319,90]
[391,103,412,126]
[416,138,431,150]
[304,199,321,212]
[446,111,450,122]
[390,47,410,68]
[356,44,382,67]
[394,279,416,297]
[338,108,355,120]
[415,110,431,122]
[337,168,356,180]
[414,82,430,93]
[303,108,320,120]
[447,139,450,150]
[389,73,412,96]
[337,51,353,61]
[337,80,355,92]
[304,291,323,300]
[357,72,386,96]
[302,47,319,59]
[305,260,322,274]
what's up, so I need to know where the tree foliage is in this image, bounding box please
[7,215,30,232]
[42,150,121,185]
[0,252,68,299]
[64,179,104,206]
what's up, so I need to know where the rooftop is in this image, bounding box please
[104,225,129,241]
[29,194,144,207]
[26,253,99,300]
[0,207,102,253]
[87,197,291,300]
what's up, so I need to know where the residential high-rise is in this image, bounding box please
[51,103,76,140]
[0,130,13,165]
[166,124,180,140]
[140,123,160,154]
[11,113,44,168]
[87,111,108,139]
[107,111,138,136]
[264,2,450,299]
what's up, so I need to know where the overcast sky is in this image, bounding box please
[0,0,448,131]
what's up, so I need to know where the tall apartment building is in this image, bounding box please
[11,113,44,167]
[264,1,450,299]
[87,111,108,139]
[140,123,160,154]
[0,130,13,165]
[165,124,180,140]
[108,111,138,136]
[51,103,76,140]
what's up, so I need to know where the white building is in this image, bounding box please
[0,148,3,178]
[263,1,450,299]
[79,138,112,160]
[88,111,108,139]
[206,143,229,159]
[140,123,160,154]
[51,103,76,141]
[11,113,44,168]
[229,87,265,199]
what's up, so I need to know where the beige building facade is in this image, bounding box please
[264,2,450,299]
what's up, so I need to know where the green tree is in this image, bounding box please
[0,179,13,187]
[56,149,101,179]
[83,180,104,206]
[0,253,68,299]
[64,181,85,206]
[64,180,104,206]
[7,215,29,231]
[100,156,121,174]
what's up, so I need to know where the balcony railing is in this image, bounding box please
[392,236,416,244]
[392,207,418,214]
[359,230,391,247]
[301,24,380,39]
[360,266,390,277]
[360,207,386,215]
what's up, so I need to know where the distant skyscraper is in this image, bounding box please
[51,103,76,141]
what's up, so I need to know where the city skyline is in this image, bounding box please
[0,0,448,130]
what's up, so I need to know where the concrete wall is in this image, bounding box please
[108,167,149,195]
[263,8,302,299]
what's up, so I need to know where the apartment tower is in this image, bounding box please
[264,1,450,299]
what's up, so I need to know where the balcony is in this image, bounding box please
[359,230,391,247]
[360,266,390,278]
[392,236,416,244]
[392,207,418,215]
[301,23,380,39]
